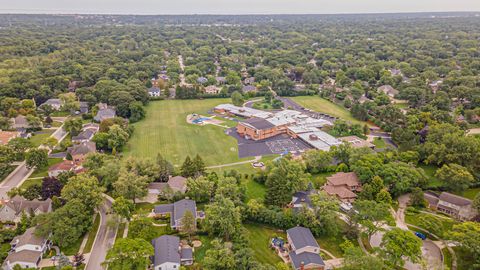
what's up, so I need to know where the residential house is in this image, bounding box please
[151,235,193,270]
[39,99,62,111]
[323,172,361,203]
[67,141,96,163]
[93,103,116,122]
[242,85,257,93]
[197,77,208,84]
[71,129,96,144]
[204,85,221,95]
[10,115,30,131]
[244,77,255,85]
[290,190,314,212]
[424,192,478,221]
[3,227,51,270]
[48,160,78,177]
[287,226,325,270]
[148,176,188,195]
[79,102,89,114]
[0,131,20,145]
[378,85,399,98]
[0,196,52,223]
[154,199,200,231]
[148,87,162,97]
[215,77,226,84]
[338,136,375,149]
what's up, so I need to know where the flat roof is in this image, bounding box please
[297,131,341,151]
[214,104,272,118]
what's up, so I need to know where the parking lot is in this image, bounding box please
[227,128,312,158]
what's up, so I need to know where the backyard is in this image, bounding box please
[291,96,366,126]
[125,99,248,167]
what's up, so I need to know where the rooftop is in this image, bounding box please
[287,226,319,250]
[297,131,341,151]
[339,136,374,148]
[326,172,361,188]
[152,235,180,266]
[240,117,276,130]
[0,131,20,145]
[439,192,472,206]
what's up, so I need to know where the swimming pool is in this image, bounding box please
[192,117,211,124]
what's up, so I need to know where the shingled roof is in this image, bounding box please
[4,196,52,216]
[287,226,319,250]
[439,192,472,206]
[152,235,181,266]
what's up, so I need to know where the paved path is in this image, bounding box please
[206,156,261,169]
[85,196,117,270]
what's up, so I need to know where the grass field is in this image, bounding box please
[420,164,442,188]
[29,158,63,179]
[291,96,366,126]
[454,187,480,200]
[125,99,247,166]
[244,223,284,265]
[373,137,386,148]
[83,213,101,253]
[29,130,54,147]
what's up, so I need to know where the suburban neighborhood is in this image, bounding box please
[0,8,480,270]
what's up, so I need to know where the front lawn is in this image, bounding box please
[405,210,457,238]
[125,99,248,166]
[83,213,100,253]
[134,202,155,216]
[373,137,386,148]
[291,96,367,126]
[244,223,284,265]
[29,158,64,179]
[29,130,55,147]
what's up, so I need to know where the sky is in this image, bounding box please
[0,0,479,15]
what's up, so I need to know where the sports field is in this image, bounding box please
[125,99,247,167]
[291,96,366,125]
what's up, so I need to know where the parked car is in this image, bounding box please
[415,232,426,240]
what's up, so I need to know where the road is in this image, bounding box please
[85,197,117,270]
[0,126,67,199]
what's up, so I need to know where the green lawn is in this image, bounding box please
[29,158,64,179]
[116,222,126,241]
[29,130,54,147]
[454,187,480,200]
[83,213,101,253]
[19,178,42,190]
[62,235,84,256]
[373,137,386,148]
[405,211,457,238]
[420,164,443,188]
[311,172,335,188]
[134,202,155,216]
[193,234,213,264]
[291,96,367,126]
[245,178,266,202]
[125,99,247,166]
[244,223,285,265]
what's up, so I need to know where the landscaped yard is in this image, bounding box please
[28,158,63,179]
[373,137,386,148]
[244,223,285,265]
[405,210,457,238]
[125,99,248,166]
[291,96,367,126]
[245,178,266,202]
[29,130,54,147]
[420,164,442,188]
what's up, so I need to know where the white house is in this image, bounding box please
[3,227,51,270]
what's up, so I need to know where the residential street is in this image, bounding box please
[85,197,117,270]
[0,163,32,199]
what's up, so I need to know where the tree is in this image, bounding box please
[182,210,196,240]
[7,137,32,160]
[56,253,71,269]
[192,154,206,177]
[72,253,85,267]
[330,143,353,166]
[376,189,393,204]
[33,199,92,248]
[103,238,153,270]
[112,196,135,221]
[128,101,145,122]
[181,156,195,177]
[107,124,129,153]
[186,176,216,203]
[63,118,83,136]
[473,193,480,213]
[203,239,236,270]
[59,92,80,113]
[61,175,104,212]
[231,91,244,106]
[435,163,474,192]
[127,218,158,241]
[25,149,48,169]
[380,228,422,268]
[41,177,63,200]
[451,222,480,267]
[303,150,333,173]
[26,115,42,130]
[340,240,385,270]
[350,200,391,238]
[113,169,149,203]
[156,154,174,182]
[418,214,444,238]
[205,196,242,241]
[409,187,426,208]
[264,158,309,207]
[44,137,58,149]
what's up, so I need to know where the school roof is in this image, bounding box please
[240,117,276,130]
[297,131,341,151]
[214,104,272,119]
[152,235,180,266]
[287,226,320,250]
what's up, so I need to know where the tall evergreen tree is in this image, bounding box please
[181,156,195,177]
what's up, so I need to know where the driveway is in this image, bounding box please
[85,197,117,270]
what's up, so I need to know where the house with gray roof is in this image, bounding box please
[148,87,162,97]
[148,176,188,196]
[152,235,193,270]
[0,196,52,223]
[3,227,51,270]
[425,192,477,220]
[67,141,96,162]
[71,129,96,144]
[79,102,89,114]
[287,226,324,270]
[290,190,315,212]
[197,77,208,84]
[39,99,63,111]
[242,85,257,93]
[93,103,116,122]
[154,199,199,231]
